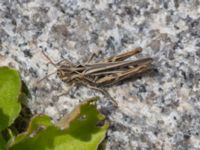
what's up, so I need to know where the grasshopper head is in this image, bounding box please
[57,65,72,83]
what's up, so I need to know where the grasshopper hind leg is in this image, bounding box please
[83,83,118,107]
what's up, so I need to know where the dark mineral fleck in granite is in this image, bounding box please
[0,0,200,149]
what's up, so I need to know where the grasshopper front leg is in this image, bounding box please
[78,80,118,106]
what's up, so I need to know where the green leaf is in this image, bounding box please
[10,115,53,146]
[0,67,21,131]
[9,97,109,150]
[10,80,32,135]
[0,133,6,150]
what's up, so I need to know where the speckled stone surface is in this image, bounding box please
[0,0,200,149]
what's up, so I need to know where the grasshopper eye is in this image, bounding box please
[57,71,61,77]
[57,70,70,82]
[57,69,64,78]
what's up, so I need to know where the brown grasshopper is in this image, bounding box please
[40,47,153,105]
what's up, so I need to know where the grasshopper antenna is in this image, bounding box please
[37,70,57,83]
[41,50,57,67]
[38,50,74,84]
[42,50,73,66]
[36,50,58,84]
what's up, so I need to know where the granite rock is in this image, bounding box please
[0,0,200,149]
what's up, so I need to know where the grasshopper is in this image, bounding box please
[41,47,153,105]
